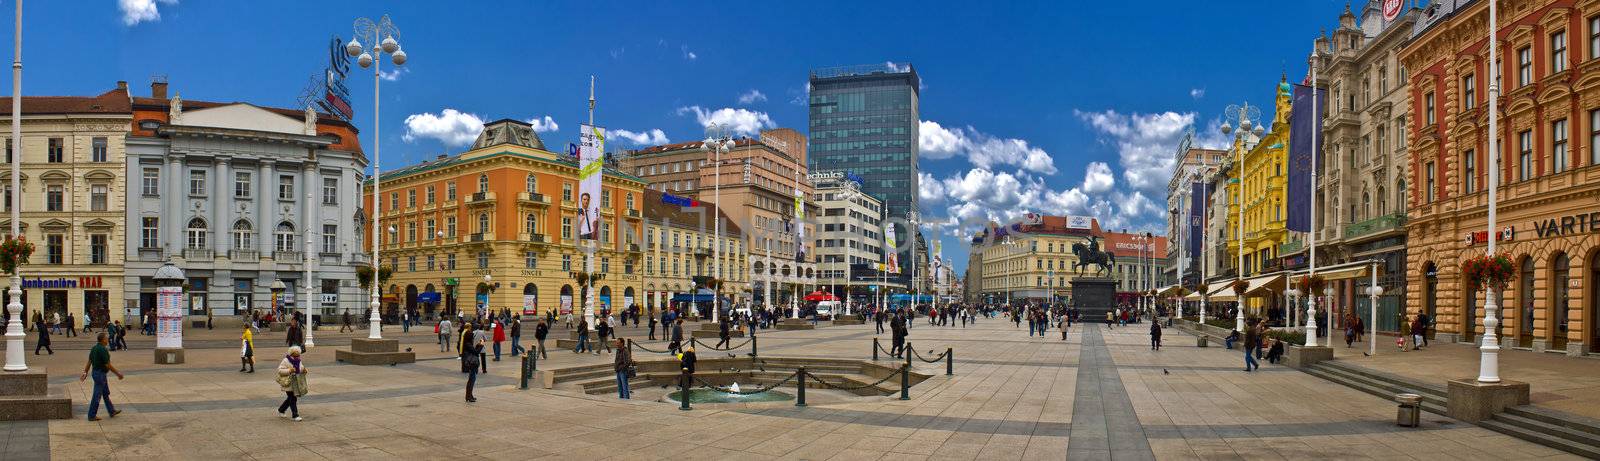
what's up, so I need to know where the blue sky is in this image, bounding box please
[6,0,1375,274]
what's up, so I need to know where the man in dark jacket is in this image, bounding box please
[889,313,906,358]
[715,318,731,348]
[1242,324,1260,372]
[613,338,634,399]
[648,308,658,340]
[533,319,550,359]
[510,318,523,357]
[668,318,684,355]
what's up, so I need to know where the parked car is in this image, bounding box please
[814,301,838,320]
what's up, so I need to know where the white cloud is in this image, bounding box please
[379,67,408,82]
[1189,87,1206,99]
[886,61,910,73]
[525,116,560,133]
[120,0,176,26]
[788,82,811,106]
[402,109,485,147]
[610,128,670,146]
[917,119,1057,174]
[681,45,698,60]
[737,89,767,105]
[1074,109,1195,193]
[918,172,945,204]
[1082,161,1115,194]
[676,106,773,137]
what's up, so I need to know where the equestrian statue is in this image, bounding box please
[1071,235,1116,276]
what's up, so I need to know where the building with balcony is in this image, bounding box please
[1401,0,1600,355]
[1,82,131,328]
[810,173,886,309]
[122,80,367,321]
[641,189,745,314]
[366,119,646,320]
[1164,130,1227,289]
[1297,2,1416,334]
[969,215,1101,304]
[622,128,817,309]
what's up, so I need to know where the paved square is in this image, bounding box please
[0,318,1579,460]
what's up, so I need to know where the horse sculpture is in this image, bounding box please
[1071,239,1116,276]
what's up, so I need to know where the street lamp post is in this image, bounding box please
[1367,262,1381,357]
[304,189,316,348]
[908,211,920,315]
[699,131,734,324]
[3,0,25,372]
[1305,42,1323,347]
[1478,0,1504,384]
[347,14,407,340]
[1220,103,1263,333]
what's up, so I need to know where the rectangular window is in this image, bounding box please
[1553,118,1569,173]
[407,222,416,242]
[426,185,436,204]
[1553,31,1568,73]
[600,257,609,274]
[389,192,398,210]
[236,171,252,198]
[1463,149,1477,193]
[408,256,416,272]
[425,219,436,239]
[323,178,338,205]
[1518,46,1532,86]
[189,170,207,196]
[562,254,572,272]
[446,182,456,201]
[46,235,63,264]
[1462,74,1475,110]
[1592,109,1600,166]
[4,138,10,163]
[141,217,159,248]
[1425,162,1436,202]
[46,185,63,211]
[447,253,457,270]
[91,137,108,162]
[406,189,416,208]
[1424,92,1435,125]
[279,175,294,200]
[477,251,490,269]
[47,138,63,163]
[1519,130,1534,180]
[562,217,573,240]
[90,234,107,264]
[525,251,538,269]
[322,224,337,253]
[90,184,107,211]
[426,255,435,271]
[446,216,457,237]
[142,168,159,196]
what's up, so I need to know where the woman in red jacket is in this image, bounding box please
[492,320,506,361]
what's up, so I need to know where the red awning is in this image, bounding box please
[803,291,837,301]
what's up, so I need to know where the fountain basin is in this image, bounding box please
[666,389,793,404]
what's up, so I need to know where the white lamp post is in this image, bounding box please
[1477,0,1503,384]
[304,188,316,348]
[1367,273,1382,357]
[348,14,406,340]
[1220,103,1263,333]
[3,0,26,372]
[1306,40,1323,347]
[699,132,734,323]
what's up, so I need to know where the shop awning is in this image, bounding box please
[1157,285,1181,296]
[1242,273,1286,297]
[1183,291,1202,301]
[1292,260,1380,282]
[1205,283,1236,302]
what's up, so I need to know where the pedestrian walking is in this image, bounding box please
[648,309,658,340]
[715,318,731,349]
[668,318,684,355]
[614,338,634,399]
[492,320,505,361]
[534,318,550,359]
[340,312,352,333]
[65,312,77,337]
[438,318,453,352]
[276,346,308,421]
[463,327,483,402]
[104,321,120,351]
[1242,325,1260,372]
[1410,314,1426,350]
[575,318,591,354]
[240,325,256,373]
[113,321,128,351]
[34,316,51,355]
[596,318,613,354]
[510,318,524,357]
[80,332,124,421]
[474,323,490,373]
[205,309,213,331]
[1149,321,1162,350]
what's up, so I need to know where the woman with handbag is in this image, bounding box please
[463,324,483,402]
[276,346,308,421]
[613,338,634,399]
[240,324,255,373]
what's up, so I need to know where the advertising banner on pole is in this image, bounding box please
[1288,84,1324,232]
[578,124,605,240]
[521,294,538,316]
[560,295,573,315]
[156,286,183,349]
[885,224,900,274]
[794,186,806,261]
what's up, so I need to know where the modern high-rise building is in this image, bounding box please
[808,62,920,274]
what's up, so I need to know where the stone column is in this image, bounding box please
[166,155,184,251]
[217,158,231,255]
[259,160,276,256]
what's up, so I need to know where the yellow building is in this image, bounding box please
[1225,77,1293,278]
[365,119,646,319]
[640,189,746,314]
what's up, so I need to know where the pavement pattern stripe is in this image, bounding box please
[1067,325,1156,460]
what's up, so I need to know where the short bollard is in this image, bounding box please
[904,341,912,369]
[796,367,807,407]
[872,338,880,361]
[680,372,692,411]
[945,347,953,376]
[530,345,538,371]
[751,336,759,357]
[519,354,531,389]
[899,364,910,401]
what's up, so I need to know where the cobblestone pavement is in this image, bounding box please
[0,317,1579,460]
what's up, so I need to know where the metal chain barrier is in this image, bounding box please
[629,340,673,354]
[693,336,754,352]
[911,348,949,364]
[875,339,898,357]
[806,368,904,391]
[693,372,799,395]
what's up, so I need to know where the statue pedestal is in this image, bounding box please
[335,338,415,366]
[0,368,72,420]
[1069,277,1117,319]
[154,347,185,364]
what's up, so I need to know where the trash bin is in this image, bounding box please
[1395,393,1422,427]
[1196,336,1208,348]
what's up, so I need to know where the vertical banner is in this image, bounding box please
[521,294,538,316]
[933,240,944,287]
[156,286,183,349]
[1287,84,1324,232]
[1188,182,1204,272]
[578,124,605,240]
[885,223,900,274]
[794,186,806,261]
[560,295,573,315]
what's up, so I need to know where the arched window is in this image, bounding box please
[232,220,253,251]
[1361,189,1371,221]
[275,222,296,252]
[525,174,537,193]
[186,218,208,249]
[1554,253,1572,350]
[478,174,489,193]
[478,213,490,234]
[1377,186,1388,215]
[1396,179,1408,212]
[526,213,537,235]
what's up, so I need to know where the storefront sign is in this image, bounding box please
[1382,0,1403,21]
[522,294,538,316]
[320,294,338,304]
[21,276,104,289]
[156,286,183,349]
[1533,212,1600,238]
[1466,227,1515,245]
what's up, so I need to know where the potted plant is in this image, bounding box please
[0,235,33,276]
[1461,253,1515,293]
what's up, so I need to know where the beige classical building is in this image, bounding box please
[1298,2,1416,333]
[640,189,745,313]
[1,83,132,327]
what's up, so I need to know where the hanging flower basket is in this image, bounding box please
[1230,279,1249,295]
[1298,275,1325,293]
[0,236,34,275]
[1175,287,1190,297]
[1461,253,1515,292]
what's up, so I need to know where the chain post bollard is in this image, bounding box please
[904,341,912,369]
[873,338,879,361]
[530,344,538,371]
[680,371,692,411]
[946,347,953,376]
[796,367,807,407]
[519,353,530,389]
[751,335,759,357]
[900,364,910,400]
